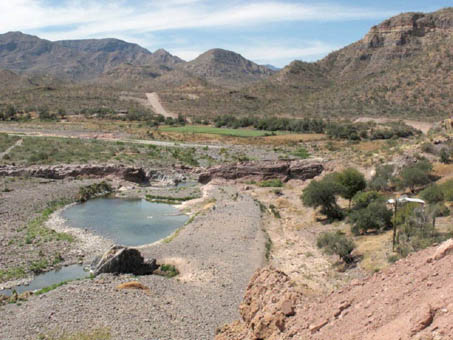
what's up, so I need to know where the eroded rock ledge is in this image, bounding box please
[0,164,173,184]
[198,159,324,184]
[216,239,453,340]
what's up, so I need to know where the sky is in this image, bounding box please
[0,0,451,67]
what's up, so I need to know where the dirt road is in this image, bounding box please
[146,92,178,119]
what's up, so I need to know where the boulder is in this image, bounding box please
[199,159,323,184]
[91,245,157,276]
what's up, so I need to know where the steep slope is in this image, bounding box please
[180,48,275,88]
[216,239,453,340]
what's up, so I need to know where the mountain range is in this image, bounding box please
[0,7,452,119]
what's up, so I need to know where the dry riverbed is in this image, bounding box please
[0,180,266,340]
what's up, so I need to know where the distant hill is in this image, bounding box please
[0,8,452,119]
[262,64,281,71]
[161,7,453,120]
[0,32,153,81]
[179,49,275,89]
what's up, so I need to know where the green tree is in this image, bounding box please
[352,191,382,210]
[316,231,356,263]
[398,160,433,192]
[368,164,395,191]
[336,168,367,207]
[420,184,444,204]
[349,201,393,235]
[302,177,344,220]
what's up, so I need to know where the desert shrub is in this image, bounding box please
[421,142,436,154]
[368,164,395,191]
[316,231,356,263]
[352,191,383,210]
[158,264,179,278]
[397,160,433,192]
[397,207,452,257]
[420,184,444,204]
[439,180,453,201]
[349,200,393,235]
[440,148,450,164]
[302,176,344,220]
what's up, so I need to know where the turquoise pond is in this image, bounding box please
[1,198,188,296]
[61,198,188,247]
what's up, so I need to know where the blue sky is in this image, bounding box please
[0,0,451,67]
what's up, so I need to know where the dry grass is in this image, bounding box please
[433,162,453,181]
[354,231,393,273]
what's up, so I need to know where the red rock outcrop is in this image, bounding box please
[216,239,453,340]
[198,159,324,184]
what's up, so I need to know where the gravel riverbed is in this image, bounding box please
[0,184,266,340]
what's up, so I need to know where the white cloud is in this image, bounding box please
[0,1,393,37]
[0,1,392,66]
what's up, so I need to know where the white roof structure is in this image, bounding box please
[387,196,425,205]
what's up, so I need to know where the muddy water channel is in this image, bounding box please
[1,198,187,296]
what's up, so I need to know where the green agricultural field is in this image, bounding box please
[160,125,286,138]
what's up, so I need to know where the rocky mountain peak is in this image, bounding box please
[149,48,184,66]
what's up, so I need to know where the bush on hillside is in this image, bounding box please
[316,231,356,263]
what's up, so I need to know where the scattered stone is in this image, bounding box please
[410,304,436,335]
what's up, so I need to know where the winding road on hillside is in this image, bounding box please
[146,92,178,119]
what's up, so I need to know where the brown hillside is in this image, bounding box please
[162,8,453,120]
[179,48,275,89]
[216,239,453,340]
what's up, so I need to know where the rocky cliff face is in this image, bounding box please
[216,239,453,340]
[198,159,324,184]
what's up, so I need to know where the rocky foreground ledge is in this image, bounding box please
[0,164,188,184]
[216,239,453,340]
[198,159,324,184]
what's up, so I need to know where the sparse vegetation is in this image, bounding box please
[157,264,179,278]
[258,178,283,188]
[78,181,113,202]
[316,231,356,263]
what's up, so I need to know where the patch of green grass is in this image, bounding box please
[158,264,179,278]
[23,199,74,244]
[258,178,283,187]
[291,147,310,159]
[34,280,71,295]
[0,267,26,282]
[160,125,286,137]
[145,194,198,204]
